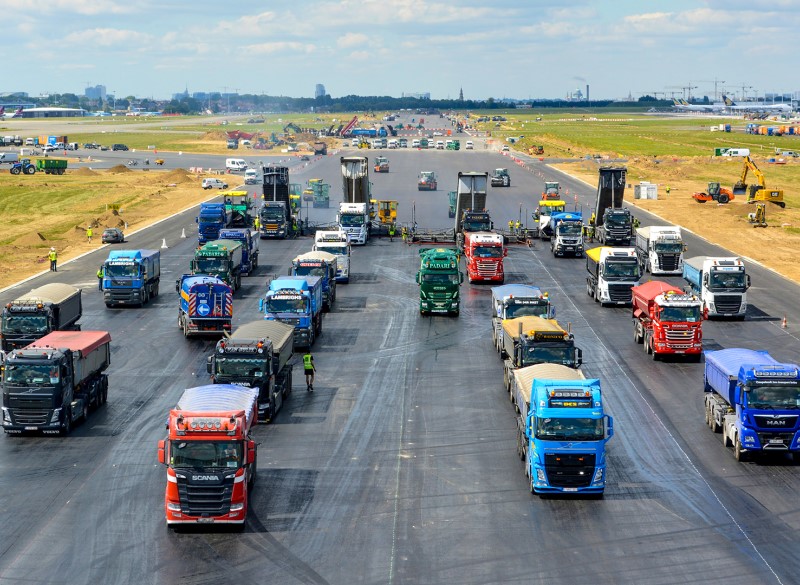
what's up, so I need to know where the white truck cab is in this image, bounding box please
[337,202,369,245]
[314,230,351,283]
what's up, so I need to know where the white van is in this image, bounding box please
[225,158,247,171]
[244,169,259,184]
[465,140,474,150]
[436,140,445,149]
[0,152,19,163]
[412,139,421,148]
[721,148,750,157]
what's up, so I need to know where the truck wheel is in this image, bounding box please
[633,323,643,344]
[80,401,89,422]
[722,426,731,447]
[651,346,659,361]
[182,319,189,337]
[284,370,292,397]
[734,436,747,462]
[60,408,72,436]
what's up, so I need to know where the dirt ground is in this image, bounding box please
[551,157,800,283]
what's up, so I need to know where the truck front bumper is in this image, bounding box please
[2,407,63,434]
[531,464,606,494]
[104,289,143,305]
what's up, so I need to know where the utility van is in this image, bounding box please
[721,148,750,157]
[226,158,247,172]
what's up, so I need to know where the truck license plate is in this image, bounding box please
[25,426,38,431]
[769,439,784,444]
[197,518,215,524]
[562,487,578,492]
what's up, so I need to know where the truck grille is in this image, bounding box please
[277,317,301,326]
[476,260,499,276]
[656,253,680,272]
[753,415,798,430]
[544,453,595,488]
[177,475,234,516]
[714,294,743,314]
[608,284,633,303]
[106,289,136,301]
[756,432,795,450]
[664,329,694,346]
[9,409,50,425]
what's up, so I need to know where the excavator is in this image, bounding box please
[732,155,786,208]
[692,182,734,204]
[748,203,767,228]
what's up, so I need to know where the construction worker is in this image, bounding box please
[86,226,93,242]
[632,216,641,229]
[388,222,396,242]
[515,220,521,233]
[508,220,514,233]
[401,226,408,243]
[48,247,58,272]
[303,350,316,392]
[97,266,104,291]
[253,216,260,231]
[665,185,671,197]
[589,212,596,227]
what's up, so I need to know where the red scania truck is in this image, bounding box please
[158,384,258,529]
[632,280,704,360]
[463,231,506,283]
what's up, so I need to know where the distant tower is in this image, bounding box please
[459,87,464,101]
[315,84,326,99]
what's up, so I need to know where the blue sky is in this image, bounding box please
[3,0,798,101]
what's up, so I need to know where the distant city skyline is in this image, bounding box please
[3,1,799,102]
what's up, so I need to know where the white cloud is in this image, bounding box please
[63,28,153,47]
[6,0,133,15]
[337,33,369,49]
[244,41,316,55]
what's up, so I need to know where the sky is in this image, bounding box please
[3,0,799,102]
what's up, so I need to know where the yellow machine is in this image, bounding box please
[358,138,371,149]
[376,200,398,224]
[748,203,767,228]
[732,155,786,208]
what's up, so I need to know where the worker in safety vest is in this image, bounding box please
[49,247,58,272]
[389,223,396,242]
[86,227,93,242]
[303,351,316,392]
[508,220,514,233]
[97,266,104,291]
[515,220,521,232]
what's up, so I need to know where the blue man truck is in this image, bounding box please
[513,364,613,496]
[704,348,800,461]
[260,276,323,349]
[219,228,259,276]
[176,274,233,337]
[196,202,229,244]
[290,251,337,312]
[102,249,161,307]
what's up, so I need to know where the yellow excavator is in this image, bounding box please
[732,155,786,208]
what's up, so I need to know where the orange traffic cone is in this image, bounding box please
[782,315,787,329]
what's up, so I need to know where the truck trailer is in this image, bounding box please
[632,280,704,360]
[635,225,685,275]
[0,283,82,352]
[341,156,370,203]
[2,330,111,435]
[463,232,506,283]
[177,275,233,337]
[262,276,323,349]
[158,385,259,528]
[585,247,640,306]
[291,251,338,311]
[260,165,293,239]
[703,348,800,461]
[513,364,613,495]
[453,172,489,244]
[683,256,749,318]
[218,228,259,276]
[208,320,295,422]
[102,249,161,307]
[416,248,463,316]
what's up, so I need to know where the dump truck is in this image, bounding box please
[218,228,259,276]
[593,166,632,245]
[1,283,82,352]
[158,385,258,528]
[683,256,749,318]
[102,249,161,307]
[501,316,583,394]
[549,211,584,257]
[261,276,323,349]
[260,165,293,239]
[703,348,800,461]
[338,202,370,245]
[513,364,613,495]
[463,231,506,283]
[585,247,640,306]
[313,141,328,155]
[2,330,111,435]
[291,251,337,311]
[632,280,704,360]
[191,240,244,292]
[196,202,229,244]
[416,248,463,316]
[341,156,370,203]
[208,320,295,422]
[454,171,490,246]
[635,225,685,275]
[176,274,233,337]
[491,285,554,353]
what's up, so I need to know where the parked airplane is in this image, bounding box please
[722,95,792,113]
[672,98,726,112]
[0,106,23,119]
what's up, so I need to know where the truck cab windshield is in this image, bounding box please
[557,223,582,236]
[660,306,702,322]
[4,364,58,385]
[746,384,800,410]
[105,264,140,278]
[421,273,459,285]
[463,221,491,232]
[536,417,603,441]
[505,303,548,319]
[3,315,48,334]
[604,260,640,280]
[523,346,575,367]
[170,441,242,469]
[261,209,284,221]
[340,214,364,227]
[654,242,683,254]
[319,245,348,256]
[214,357,267,378]
[473,246,502,258]
[709,270,746,291]
[267,297,307,313]
[196,258,228,273]
[294,265,326,277]
[199,214,221,223]
[605,215,629,228]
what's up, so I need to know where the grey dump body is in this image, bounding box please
[594,166,631,245]
[454,172,489,235]
[341,156,370,203]
[1,283,82,352]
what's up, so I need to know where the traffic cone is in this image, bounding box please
[161,238,168,249]
[782,315,787,329]
[181,228,186,238]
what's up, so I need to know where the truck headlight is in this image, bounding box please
[167,503,181,511]
[536,469,546,482]
[230,503,244,511]
[592,468,604,485]
[2,408,10,424]
[50,408,61,424]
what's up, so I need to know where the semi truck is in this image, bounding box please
[0,283,82,352]
[491,285,554,353]
[512,364,612,495]
[208,320,295,422]
[218,228,259,276]
[157,385,258,528]
[191,240,244,292]
[683,256,749,318]
[338,202,370,245]
[102,249,161,307]
[260,165,292,239]
[2,330,111,435]
[635,225,685,275]
[314,230,351,283]
[291,251,337,311]
[549,212,584,257]
[176,274,233,337]
[196,202,229,244]
[593,166,632,245]
[463,232,506,283]
[341,156,370,203]
[585,247,640,306]
[703,348,800,461]
[501,316,583,395]
[453,172,489,244]
[261,276,323,349]
[416,248,463,316]
[632,280,704,360]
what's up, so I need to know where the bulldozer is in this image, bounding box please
[692,182,735,204]
[748,203,767,228]
[732,155,786,208]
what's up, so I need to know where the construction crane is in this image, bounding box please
[732,155,786,208]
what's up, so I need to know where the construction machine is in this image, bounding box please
[376,200,398,224]
[692,182,735,204]
[748,203,767,228]
[732,155,786,208]
[373,156,389,173]
[528,145,544,155]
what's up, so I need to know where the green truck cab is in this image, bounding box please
[191,240,244,291]
[416,248,463,316]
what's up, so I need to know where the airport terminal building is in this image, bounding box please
[19,107,87,118]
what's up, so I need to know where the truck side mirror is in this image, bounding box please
[206,356,212,374]
[605,415,614,440]
[746,274,751,290]
[503,248,508,257]
[247,439,257,460]
[195,217,199,223]
[459,272,464,284]
[175,279,180,292]
[157,439,166,465]
[683,244,688,252]
[190,260,196,271]
[415,272,420,284]
[258,299,264,311]
[287,268,292,276]
[576,348,583,367]
[702,274,708,287]
[703,307,709,320]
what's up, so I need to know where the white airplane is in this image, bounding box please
[0,106,23,119]
[672,98,726,112]
[722,95,793,113]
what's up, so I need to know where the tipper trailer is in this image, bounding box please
[0,283,82,352]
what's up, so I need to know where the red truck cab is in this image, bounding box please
[464,231,506,283]
[632,280,704,360]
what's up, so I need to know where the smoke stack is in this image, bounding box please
[586,84,590,103]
